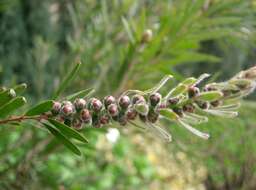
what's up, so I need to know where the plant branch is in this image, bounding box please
[0,114,49,125]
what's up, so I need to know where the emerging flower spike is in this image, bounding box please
[40,67,256,141]
[0,66,256,142]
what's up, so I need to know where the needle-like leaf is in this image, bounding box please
[43,123,81,156]
[25,100,54,116]
[48,119,88,143]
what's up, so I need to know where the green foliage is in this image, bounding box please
[25,100,54,116]
[48,119,88,144]
[196,91,223,101]
[0,97,26,118]
[53,62,81,99]
[65,88,95,101]
[43,123,81,156]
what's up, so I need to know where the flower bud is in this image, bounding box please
[149,93,161,107]
[197,101,209,109]
[126,108,137,120]
[203,85,217,92]
[103,95,116,108]
[107,104,119,117]
[141,29,153,43]
[168,97,179,106]
[74,98,86,111]
[72,118,83,130]
[100,115,110,125]
[61,104,74,117]
[89,98,103,112]
[211,100,221,107]
[182,104,195,113]
[173,107,183,117]
[51,101,62,115]
[80,109,91,123]
[158,102,167,109]
[147,110,159,123]
[62,101,73,106]
[188,86,200,98]
[57,116,65,123]
[118,95,130,109]
[132,94,145,104]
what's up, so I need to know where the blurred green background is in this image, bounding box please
[0,0,256,189]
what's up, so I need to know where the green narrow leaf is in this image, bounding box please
[13,83,27,95]
[121,17,135,44]
[121,89,145,96]
[0,97,27,118]
[161,52,220,65]
[203,109,238,118]
[182,77,197,86]
[159,108,179,120]
[0,89,16,106]
[194,73,211,86]
[147,123,172,142]
[25,100,54,116]
[144,75,173,94]
[185,113,208,123]
[212,103,240,111]
[53,62,82,99]
[178,119,210,140]
[65,88,95,101]
[165,84,187,99]
[196,91,223,101]
[48,119,88,143]
[43,123,81,156]
[182,114,208,125]
[115,44,135,90]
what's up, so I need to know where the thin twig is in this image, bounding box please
[0,115,49,125]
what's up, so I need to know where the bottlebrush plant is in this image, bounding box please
[0,62,255,155]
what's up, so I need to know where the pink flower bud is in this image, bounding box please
[107,104,119,117]
[61,104,74,117]
[126,109,137,120]
[90,98,103,112]
[80,109,91,123]
[118,95,130,109]
[100,115,110,125]
[188,87,200,98]
[132,95,145,104]
[149,93,161,107]
[74,98,86,110]
[104,95,116,108]
[168,97,179,106]
[182,104,195,113]
[51,101,62,115]
[72,119,83,130]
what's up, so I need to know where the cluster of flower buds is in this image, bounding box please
[50,92,164,130]
[49,66,256,141]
